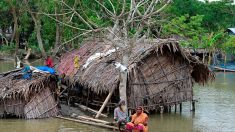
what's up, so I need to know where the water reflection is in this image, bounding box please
[0,60,15,73]
[0,119,112,132]
[0,59,43,73]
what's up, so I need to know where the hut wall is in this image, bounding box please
[128,52,193,110]
[24,87,58,119]
[0,99,25,117]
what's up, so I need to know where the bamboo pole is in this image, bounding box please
[76,116,110,124]
[56,116,118,130]
[74,103,108,118]
[95,87,115,119]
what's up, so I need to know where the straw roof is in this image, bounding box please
[57,38,214,95]
[0,71,57,100]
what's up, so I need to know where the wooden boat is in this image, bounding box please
[213,66,235,72]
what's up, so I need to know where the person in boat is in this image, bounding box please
[126,106,148,132]
[45,56,54,68]
[114,100,128,131]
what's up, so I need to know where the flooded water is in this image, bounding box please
[0,59,43,72]
[1,60,235,132]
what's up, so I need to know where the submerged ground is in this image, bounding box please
[0,60,235,132]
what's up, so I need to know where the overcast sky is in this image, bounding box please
[198,0,235,4]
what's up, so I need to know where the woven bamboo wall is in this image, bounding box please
[0,99,25,117]
[24,87,58,119]
[128,51,193,110]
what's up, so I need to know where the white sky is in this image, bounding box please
[198,0,235,4]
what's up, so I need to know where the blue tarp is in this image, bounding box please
[219,62,235,70]
[22,66,32,79]
[36,66,55,74]
[21,66,55,80]
[212,62,235,70]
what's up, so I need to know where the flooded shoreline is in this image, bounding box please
[1,61,235,131]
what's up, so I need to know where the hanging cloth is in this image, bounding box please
[74,56,80,68]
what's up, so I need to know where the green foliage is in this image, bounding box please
[163,15,204,38]
[167,0,235,32]
[41,15,56,50]
[161,0,235,53]
[0,43,15,53]
[0,0,235,57]
[222,36,235,54]
[162,14,205,48]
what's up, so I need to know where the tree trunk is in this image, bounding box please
[11,7,19,66]
[24,48,31,60]
[23,0,46,58]
[10,25,15,44]
[35,20,47,58]
[118,49,130,110]
[52,4,61,57]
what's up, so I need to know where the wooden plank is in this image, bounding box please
[77,116,110,124]
[213,66,235,72]
[0,68,22,76]
[56,116,118,130]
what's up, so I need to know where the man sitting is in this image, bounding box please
[114,100,128,131]
[126,106,148,132]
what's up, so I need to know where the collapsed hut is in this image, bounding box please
[0,70,59,119]
[57,38,213,112]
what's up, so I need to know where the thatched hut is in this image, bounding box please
[57,38,213,111]
[0,70,59,119]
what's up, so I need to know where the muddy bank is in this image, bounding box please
[0,50,42,61]
[0,53,14,61]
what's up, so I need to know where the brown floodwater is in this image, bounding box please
[1,60,235,132]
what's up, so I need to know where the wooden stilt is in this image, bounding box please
[128,109,132,116]
[180,103,182,113]
[191,101,195,111]
[174,104,177,113]
[168,105,171,113]
[107,106,110,114]
[95,87,115,118]
[160,106,164,114]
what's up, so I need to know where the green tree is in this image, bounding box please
[162,14,205,48]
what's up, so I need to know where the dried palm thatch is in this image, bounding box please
[57,38,214,110]
[0,71,59,118]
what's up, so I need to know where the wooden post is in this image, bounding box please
[168,105,171,113]
[160,106,164,114]
[95,87,115,118]
[174,104,177,113]
[191,101,195,111]
[107,106,110,114]
[128,109,132,117]
[179,103,182,113]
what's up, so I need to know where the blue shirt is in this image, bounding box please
[114,107,127,121]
